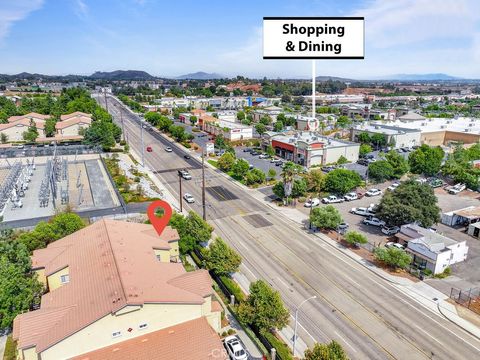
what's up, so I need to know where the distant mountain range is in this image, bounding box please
[376,73,461,81]
[315,75,355,82]
[89,70,156,80]
[175,72,224,80]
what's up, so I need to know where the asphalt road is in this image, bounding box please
[95,94,480,360]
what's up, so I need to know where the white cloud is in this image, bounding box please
[74,0,88,18]
[0,0,44,40]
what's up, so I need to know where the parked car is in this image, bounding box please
[270,157,278,163]
[429,178,444,188]
[146,146,153,152]
[322,165,336,172]
[448,183,466,194]
[224,335,248,360]
[363,216,386,227]
[381,225,400,236]
[365,188,382,197]
[275,160,283,166]
[250,150,259,156]
[387,182,400,191]
[385,241,395,248]
[343,192,358,201]
[337,222,349,232]
[350,207,375,216]
[164,147,172,152]
[184,154,191,160]
[179,170,192,180]
[183,193,195,203]
[415,177,428,184]
[304,198,320,208]
[357,159,369,166]
[322,195,345,204]
[248,164,254,170]
[243,148,251,152]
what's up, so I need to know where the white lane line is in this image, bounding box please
[334,331,358,353]
[295,239,310,252]
[276,277,290,289]
[238,240,249,251]
[414,324,444,346]
[290,314,318,343]
[241,264,257,280]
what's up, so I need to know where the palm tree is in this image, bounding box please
[281,161,302,203]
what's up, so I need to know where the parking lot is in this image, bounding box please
[234,147,282,179]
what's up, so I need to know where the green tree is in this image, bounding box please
[305,169,325,194]
[376,180,440,227]
[259,115,271,125]
[374,247,412,269]
[310,205,343,230]
[385,150,409,179]
[273,121,283,132]
[44,118,57,137]
[368,160,394,182]
[371,133,387,149]
[215,134,226,149]
[267,168,277,180]
[281,161,302,198]
[22,119,39,142]
[237,280,289,333]
[232,159,250,180]
[255,123,267,135]
[0,133,8,144]
[205,237,241,276]
[245,168,266,185]
[169,125,187,142]
[236,111,245,121]
[344,231,368,246]
[408,145,444,176]
[357,132,371,144]
[84,120,117,149]
[190,115,198,126]
[359,143,372,157]
[265,145,275,157]
[304,341,349,360]
[217,152,236,171]
[324,169,362,195]
[337,155,348,165]
[335,115,352,129]
[169,211,213,254]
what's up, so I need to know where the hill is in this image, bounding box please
[378,73,460,81]
[89,70,155,80]
[176,71,224,80]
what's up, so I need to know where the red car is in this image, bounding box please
[146,146,153,152]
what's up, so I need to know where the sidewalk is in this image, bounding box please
[0,335,6,360]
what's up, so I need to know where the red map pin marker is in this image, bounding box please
[147,200,173,236]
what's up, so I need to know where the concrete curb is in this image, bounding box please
[437,300,480,340]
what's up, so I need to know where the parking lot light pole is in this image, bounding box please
[293,295,317,357]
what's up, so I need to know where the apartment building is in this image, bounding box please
[0,112,48,141]
[13,220,223,360]
[55,111,92,137]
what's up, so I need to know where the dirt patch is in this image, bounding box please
[454,302,480,328]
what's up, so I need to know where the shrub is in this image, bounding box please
[3,336,17,360]
[227,328,236,335]
[262,331,293,360]
[219,275,245,303]
[344,231,368,246]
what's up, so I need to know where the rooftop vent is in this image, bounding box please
[465,128,471,132]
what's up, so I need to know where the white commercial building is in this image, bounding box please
[202,119,253,141]
[350,123,421,149]
[397,224,469,274]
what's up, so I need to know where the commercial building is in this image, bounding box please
[350,123,421,149]
[13,220,223,360]
[202,118,253,141]
[396,224,469,274]
[264,131,359,167]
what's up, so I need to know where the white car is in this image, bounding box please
[363,217,386,227]
[322,195,345,204]
[343,192,358,201]
[165,147,173,152]
[350,207,375,217]
[183,193,195,203]
[448,183,466,194]
[366,188,382,197]
[180,170,192,180]
[258,154,269,159]
[381,225,400,236]
[386,242,405,250]
[304,198,320,208]
[224,335,248,360]
[387,182,400,191]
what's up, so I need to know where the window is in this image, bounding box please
[138,323,148,330]
[60,274,70,284]
[112,331,122,338]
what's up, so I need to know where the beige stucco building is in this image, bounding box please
[13,220,224,360]
[56,111,92,137]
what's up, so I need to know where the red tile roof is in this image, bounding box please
[8,112,50,123]
[71,317,226,360]
[55,116,92,130]
[0,118,45,130]
[13,220,212,353]
[60,111,92,121]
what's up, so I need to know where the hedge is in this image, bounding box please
[262,331,294,360]
[4,336,17,360]
[219,275,246,303]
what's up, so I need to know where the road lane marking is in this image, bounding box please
[238,240,249,251]
[414,324,444,346]
[290,314,318,343]
[241,264,257,280]
[276,277,290,289]
[334,331,358,353]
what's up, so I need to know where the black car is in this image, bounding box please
[250,151,259,156]
[184,154,191,159]
[275,160,283,166]
[243,148,252,153]
[365,154,375,159]
[357,159,369,166]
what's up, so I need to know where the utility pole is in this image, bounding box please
[177,170,183,212]
[140,119,145,167]
[293,295,317,357]
[104,88,109,113]
[202,150,206,221]
[312,60,316,120]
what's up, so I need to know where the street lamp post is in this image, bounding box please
[293,295,317,357]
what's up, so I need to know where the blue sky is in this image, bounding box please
[1,0,480,78]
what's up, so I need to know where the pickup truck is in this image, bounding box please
[363,217,386,227]
[350,207,375,217]
[343,192,358,201]
[448,183,466,194]
[322,195,345,204]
